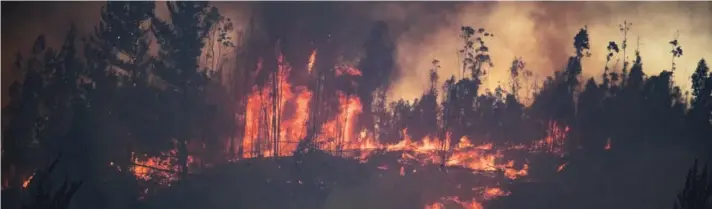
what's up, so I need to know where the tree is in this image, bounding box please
[509,57,526,100]
[460,26,493,84]
[408,59,441,141]
[151,1,219,178]
[673,160,712,209]
[85,1,162,182]
[577,78,605,151]
[690,59,711,122]
[357,21,395,132]
[21,156,83,209]
[2,24,88,190]
[688,59,712,149]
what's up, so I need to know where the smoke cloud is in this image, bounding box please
[372,2,712,102]
[3,2,711,105]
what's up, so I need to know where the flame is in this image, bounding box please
[316,92,364,152]
[335,65,362,76]
[426,196,484,209]
[307,49,317,73]
[530,120,570,157]
[119,48,576,208]
[241,53,304,158]
[605,138,611,150]
[483,187,511,200]
[130,151,179,184]
[557,162,568,172]
[22,173,35,188]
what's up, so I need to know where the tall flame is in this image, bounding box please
[126,49,575,208]
[307,49,317,74]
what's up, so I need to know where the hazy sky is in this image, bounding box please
[2,2,711,106]
[377,2,712,102]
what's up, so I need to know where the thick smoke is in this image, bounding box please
[1,3,711,209]
[4,2,711,106]
[378,2,712,102]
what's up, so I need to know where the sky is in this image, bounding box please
[2,2,711,106]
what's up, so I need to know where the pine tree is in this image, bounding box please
[674,160,712,209]
[151,1,219,178]
[691,59,711,117]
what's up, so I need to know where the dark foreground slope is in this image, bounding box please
[136,150,513,209]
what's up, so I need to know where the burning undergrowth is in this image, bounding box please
[121,47,574,209]
[4,2,711,209]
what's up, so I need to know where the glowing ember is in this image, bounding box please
[307,49,317,73]
[530,120,570,156]
[426,196,484,209]
[557,163,568,172]
[22,173,35,188]
[335,65,362,76]
[130,149,181,185]
[483,187,511,200]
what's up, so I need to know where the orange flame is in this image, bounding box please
[335,65,362,76]
[530,120,570,157]
[307,49,317,73]
[483,187,511,200]
[557,162,568,172]
[22,173,35,188]
[130,151,179,184]
[426,196,484,209]
[121,48,575,208]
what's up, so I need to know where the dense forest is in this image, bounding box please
[1,2,711,209]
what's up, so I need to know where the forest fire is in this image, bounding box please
[4,3,711,209]
[128,49,573,206]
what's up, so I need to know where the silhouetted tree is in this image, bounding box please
[21,157,82,209]
[690,59,711,125]
[357,21,395,132]
[151,1,220,178]
[673,160,712,209]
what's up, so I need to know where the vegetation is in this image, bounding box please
[674,160,712,209]
[1,2,710,209]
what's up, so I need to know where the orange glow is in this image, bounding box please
[426,196,484,209]
[530,120,570,157]
[483,187,511,200]
[130,151,179,184]
[22,173,35,188]
[335,64,362,76]
[316,91,364,153]
[307,49,317,73]
[557,162,568,172]
[118,49,574,208]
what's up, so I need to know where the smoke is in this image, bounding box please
[377,2,712,102]
[5,2,710,106]
[1,3,710,209]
